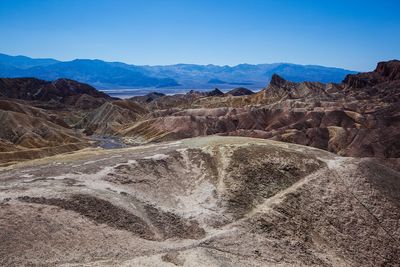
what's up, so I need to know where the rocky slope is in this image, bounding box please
[0,78,147,164]
[130,92,166,104]
[0,136,399,266]
[0,77,112,104]
[77,100,147,135]
[123,60,400,159]
[225,87,254,96]
[0,98,88,165]
[0,60,398,164]
[343,60,400,88]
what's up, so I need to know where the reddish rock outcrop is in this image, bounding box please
[0,60,399,163]
[125,60,400,159]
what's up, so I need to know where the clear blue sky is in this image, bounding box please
[0,0,399,71]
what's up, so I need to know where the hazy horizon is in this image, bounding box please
[1,52,361,71]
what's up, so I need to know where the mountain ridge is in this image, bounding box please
[0,53,357,89]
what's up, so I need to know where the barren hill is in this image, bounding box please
[0,77,111,103]
[122,60,400,159]
[1,61,399,164]
[0,136,399,266]
[0,78,147,165]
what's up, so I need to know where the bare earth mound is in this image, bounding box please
[0,136,399,266]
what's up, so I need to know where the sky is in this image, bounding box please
[0,0,399,71]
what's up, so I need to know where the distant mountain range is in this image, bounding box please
[0,53,357,89]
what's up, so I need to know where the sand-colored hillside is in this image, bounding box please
[1,136,398,266]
